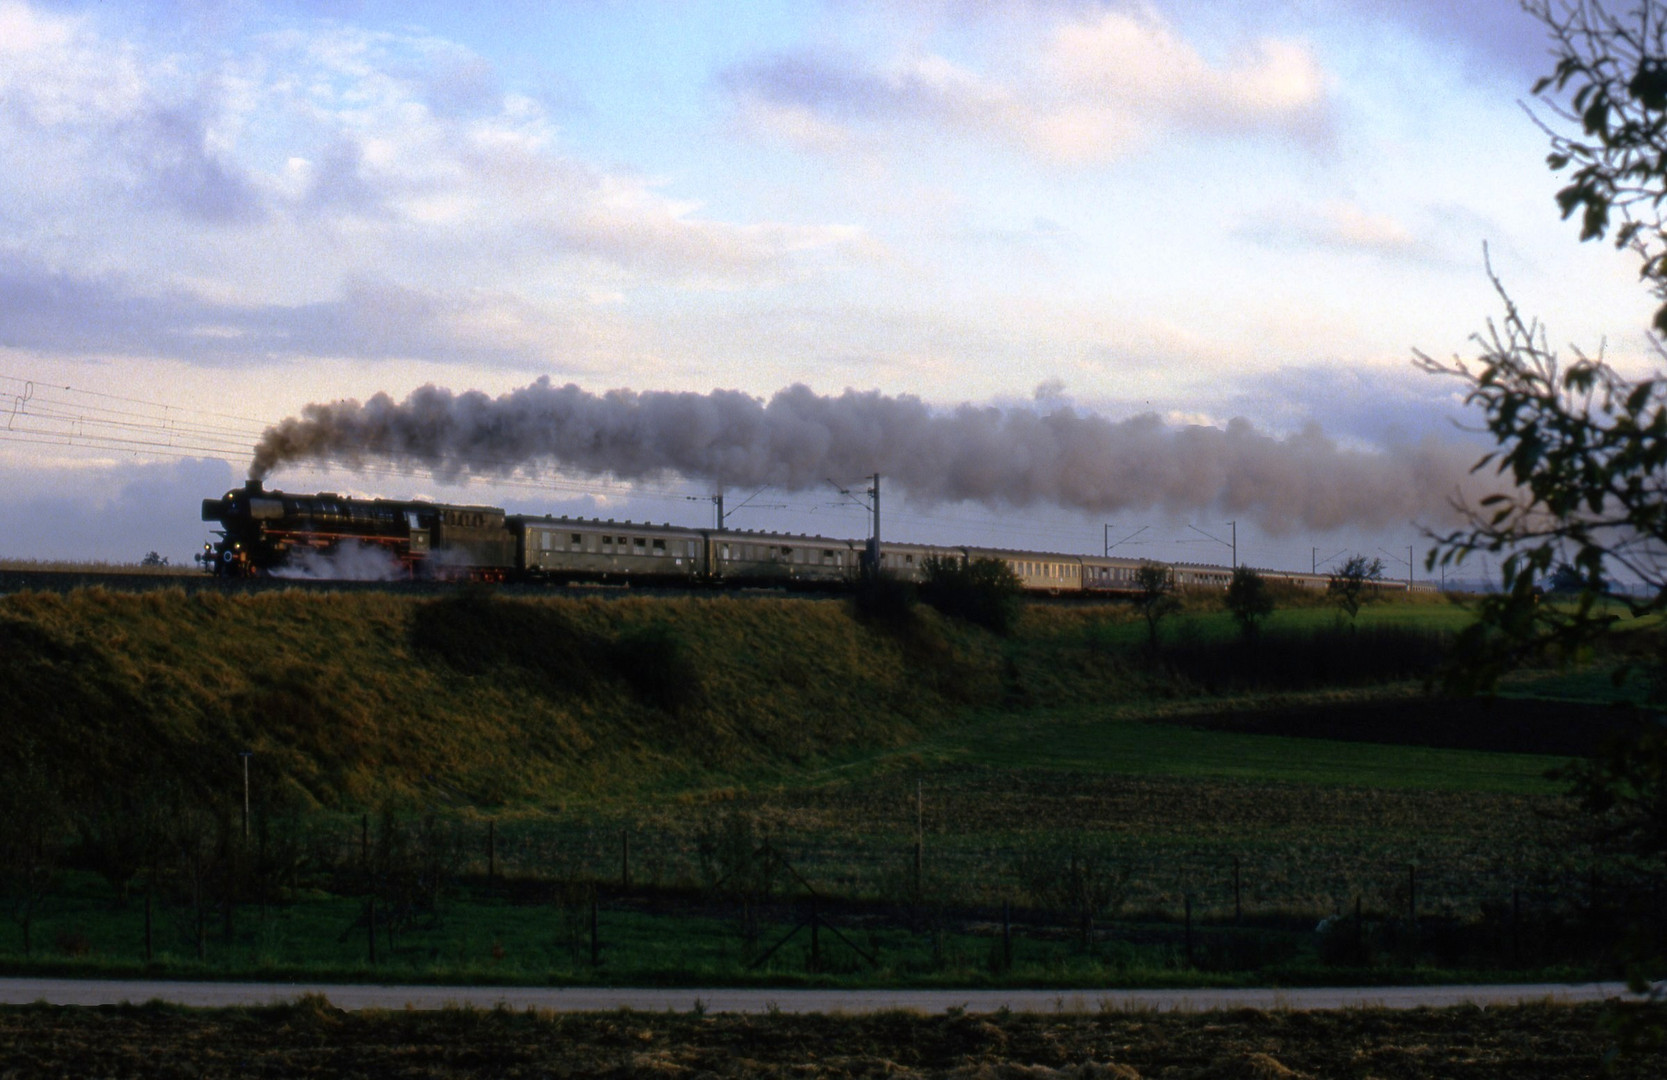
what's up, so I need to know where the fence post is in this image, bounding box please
[1512,886,1521,968]
[1232,856,1241,926]
[1184,893,1194,968]
[590,888,600,966]
[913,780,923,901]
[1003,898,1013,970]
[810,896,821,973]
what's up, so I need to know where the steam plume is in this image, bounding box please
[250,379,1480,534]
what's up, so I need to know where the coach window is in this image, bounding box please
[570,533,582,550]
[653,539,666,556]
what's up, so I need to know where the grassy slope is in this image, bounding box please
[0,587,995,808]
[0,585,1576,811]
[0,586,1627,986]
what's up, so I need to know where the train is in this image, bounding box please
[199,480,1393,595]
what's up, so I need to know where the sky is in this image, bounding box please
[0,0,1657,578]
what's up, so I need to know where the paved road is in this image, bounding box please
[0,978,1652,1014]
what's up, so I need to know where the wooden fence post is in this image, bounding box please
[1232,856,1241,926]
[913,780,923,900]
[1184,893,1194,968]
[1512,886,1521,968]
[590,888,600,967]
[1002,898,1013,970]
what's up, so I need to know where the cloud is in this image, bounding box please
[0,250,607,367]
[1235,199,1444,262]
[1221,363,1482,452]
[725,6,1331,162]
[0,2,882,369]
[0,455,235,563]
[126,98,266,224]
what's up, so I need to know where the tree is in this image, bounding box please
[1224,565,1275,639]
[1133,561,1179,652]
[1419,0,1667,1034]
[1547,561,1590,595]
[139,551,169,567]
[1527,0,1667,335]
[1326,555,1383,624]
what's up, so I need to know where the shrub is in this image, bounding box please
[610,622,702,714]
[919,556,1021,635]
[1160,623,1450,692]
[849,565,919,633]
[1224,566,1274,639]
[409,589,602,694]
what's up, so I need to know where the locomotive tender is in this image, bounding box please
[200,480,1363,594]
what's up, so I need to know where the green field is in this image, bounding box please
[0,584,1654,987]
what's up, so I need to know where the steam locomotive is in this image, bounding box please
[199,480,1362,594]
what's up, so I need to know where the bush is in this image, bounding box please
[610,623,701,714]
[919,556,1022,635]
[1224,566,1274,639]
[409,589,602,694]
[849,565,918,633]
[1160,623,1449,692]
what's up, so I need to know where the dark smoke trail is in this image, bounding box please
[249,379,1480,533]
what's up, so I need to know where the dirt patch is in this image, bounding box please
[0,999,1654,1079]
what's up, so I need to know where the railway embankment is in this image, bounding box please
[0,584,1480,810]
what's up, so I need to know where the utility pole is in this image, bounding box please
[827,475,881,572]
[713,492,723,530]
[868,473,881,570]
[1185,521,1235,569]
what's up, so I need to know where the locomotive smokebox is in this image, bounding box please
[201,498,225,522]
